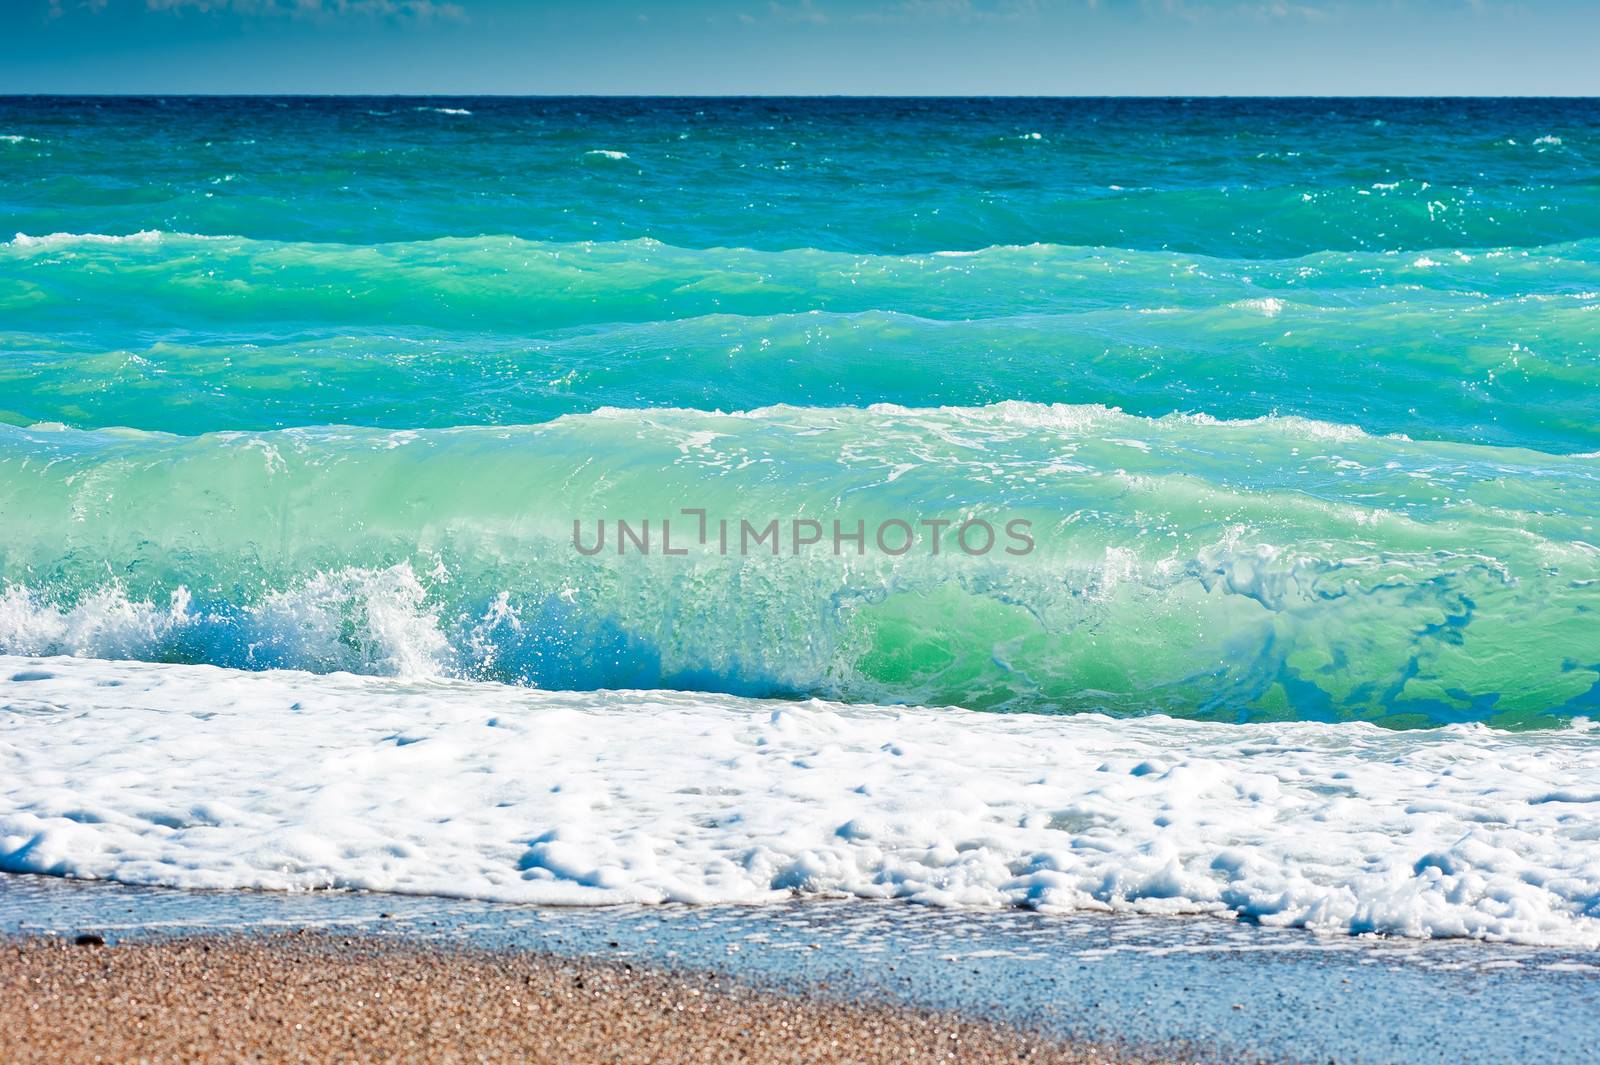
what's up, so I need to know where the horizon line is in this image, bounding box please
[4,92,1599,100]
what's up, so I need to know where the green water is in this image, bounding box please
[1,97,1597,725]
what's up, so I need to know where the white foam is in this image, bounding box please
[0,585,192,662]
[8,230,165,249]
[3,654,1599,946]
[584,149,630,160]
[5,230,225,250]
[1230,296,1285,317]
[0,563,450,678]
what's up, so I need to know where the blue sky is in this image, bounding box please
[3,1,1598,95]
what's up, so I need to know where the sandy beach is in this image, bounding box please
[0,932,1173,1064]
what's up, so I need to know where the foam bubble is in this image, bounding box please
[4,655,1600,946]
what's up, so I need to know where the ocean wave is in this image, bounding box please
[6,302,1595,450]
[11,227,1600,265]
[6,229,224,249]
[0,566,450,679]
[5,654,1600,944]
[4,231,1597,451]
[7,97,1598,257]
[7,231,1594,325]
[1,405,1594,726]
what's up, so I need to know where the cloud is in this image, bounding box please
[1140,0,1335,22]
[858,0,1041,23]
[140,0,467,21]
[765,0,829,24]
[47,0,110,16]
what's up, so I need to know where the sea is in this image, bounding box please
[1,97,1598,948]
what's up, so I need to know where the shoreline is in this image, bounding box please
[5,874,1600,1064]
[0,931,1169,1065]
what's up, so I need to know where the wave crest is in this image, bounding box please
[2,405,1595,725]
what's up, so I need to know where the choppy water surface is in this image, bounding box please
[4,97,1599,725]
[2,98,1599,940]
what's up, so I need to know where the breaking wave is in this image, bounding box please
[2,404,1595,727]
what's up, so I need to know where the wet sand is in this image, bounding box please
[0,932,1177,1064]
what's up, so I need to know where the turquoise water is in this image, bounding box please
[2,97,1598,727]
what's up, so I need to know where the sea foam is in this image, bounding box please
[3,655,1600,946]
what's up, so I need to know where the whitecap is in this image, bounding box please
[5,230,226,249]
[1230,296,1285,317]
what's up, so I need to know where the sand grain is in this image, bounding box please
[1,932,1179,1064]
